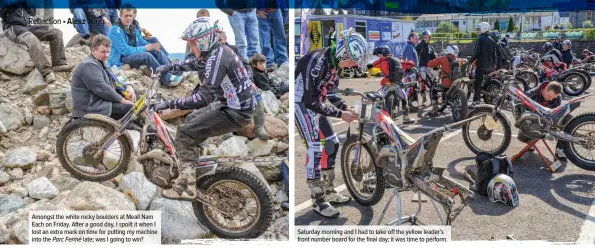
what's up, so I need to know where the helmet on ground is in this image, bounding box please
[336,28,369,67]
[373,45,390,56]
[490,31,500,40]
[422,30,432,37]
[563,39,572,47]
[179,17,222,52]
[543,42,553,51]
[488,174,520,208]
[444,45,459,56]
[475,22,490,33]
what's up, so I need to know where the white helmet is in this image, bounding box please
[179,17,222,52]
[475,22,490,33]
[445,45,459,56]
[488,174,520,208]
[336,28,369,68]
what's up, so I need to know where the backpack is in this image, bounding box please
[474,153,514,196]
[446,56,463,81]
[496,42,513,63]
[387,56,404,83]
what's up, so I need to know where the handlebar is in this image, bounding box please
[338,81,419,100]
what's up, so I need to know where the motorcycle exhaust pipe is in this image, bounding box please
[137,149,174,166]
[409,174,454,207]
[375,146,397,167]
[514,113,541,128]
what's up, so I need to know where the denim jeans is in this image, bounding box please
[258,9,288,67]
[147,37,169,56]
[72,8,90,38]
[121,50,172,85]
[228,10,261,61]
[107,9,119,23]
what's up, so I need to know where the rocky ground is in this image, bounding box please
[0,33,290,244]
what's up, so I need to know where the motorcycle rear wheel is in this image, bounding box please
[560,113,595,171]
[192,167,274,239]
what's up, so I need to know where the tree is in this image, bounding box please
[494,20,500,31]
[506,16,515,32]
[582,20,593,28]
[436,21,458,33]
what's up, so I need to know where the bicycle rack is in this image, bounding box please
[376,188,447,226]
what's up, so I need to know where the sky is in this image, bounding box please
[53,8,235,53]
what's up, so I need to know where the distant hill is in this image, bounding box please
[169,53,186,62]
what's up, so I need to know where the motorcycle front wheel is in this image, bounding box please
[56,118,132,182]
[192,167,274,239]
[560,113,595,171]
[462,106,512,156]
[340,136,385,206]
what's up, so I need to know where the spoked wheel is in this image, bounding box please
[561,114,595,171]
[518,71,539,88]
[340,136,384,206]
[386,92,399,120]
[482,80,502,106]
[462,106,512,155]
[193,167,273,239]
[561,73,588,96]
[56,119,132,182]
[446,88,468,122]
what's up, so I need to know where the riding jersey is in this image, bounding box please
[294,47,348,118]
[163,43,255,111]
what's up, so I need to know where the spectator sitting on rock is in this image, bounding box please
[71,34,137,121]
[1,1,75,85]
[131,11,169,58]
[107,3,183,87]
[251,53,288,98]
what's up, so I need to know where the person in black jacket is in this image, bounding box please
[553,36,563,52]
[1,1,74,85]
[415,30,437,105]
[581,49,594,63]
[251,53,288,97]
[469,22,496,107]
[560,40,575,66]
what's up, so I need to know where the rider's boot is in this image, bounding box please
[254,101,269,141]
[402,106,416,124]
[427,102,440,117]
[308,178,340,218]
[322,169,351,204]
[162,133,199,200]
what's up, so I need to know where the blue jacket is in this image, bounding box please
[403,41,419,67]
[107,24,149,68]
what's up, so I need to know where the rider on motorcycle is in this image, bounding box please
[540,42,564,82]
[295,28,365,218]
[416,30,437,106]
[373,45,415,124]
[518,81,567,161]
[426,45,460,116]
[561,40,575,66]
[151,17,256,199]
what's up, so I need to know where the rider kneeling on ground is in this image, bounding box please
[372,45,415,124]
[151,17,256,199]
[426,45,461,116]
[518,81,567,161]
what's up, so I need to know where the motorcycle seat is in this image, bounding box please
[433,84,447,92]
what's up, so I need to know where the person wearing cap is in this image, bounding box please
[501,33,510,46]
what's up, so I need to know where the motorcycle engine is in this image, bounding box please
[139,128,174,189]
[374,127,402,188]
[516,111,548,140]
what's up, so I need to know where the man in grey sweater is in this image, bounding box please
[71,34,136,120]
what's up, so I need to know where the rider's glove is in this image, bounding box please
[150,101,168,112]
